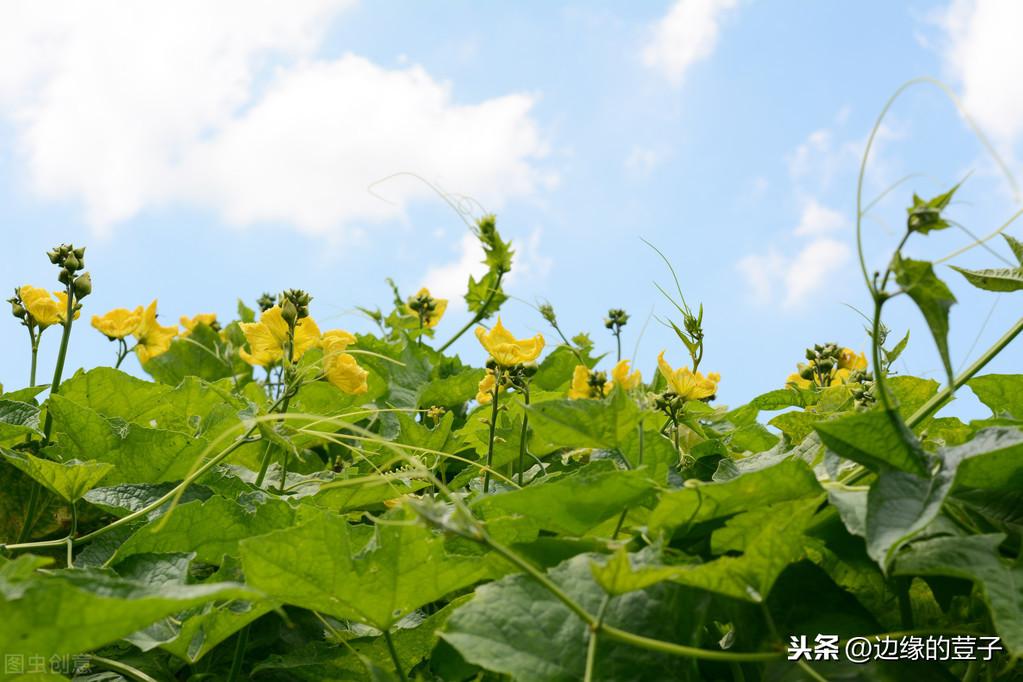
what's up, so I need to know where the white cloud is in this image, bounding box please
[641,0,737,86]
[939,0,1023,143]
[422,233,488,314]
[736,238,850,310]
[0,1,552,234]
[793,198,847,236]
[422,226,551,314]
[624,146,667,178]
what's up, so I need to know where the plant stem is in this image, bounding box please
[114,338,129,369]
[907,315,1023,428]
[438,272,504,353]
[483,536,779,663]
[85,655,159,682]
[517,386,530,486]
[384,630,408,682]
[227,625,250,682]
[482,370,502,494]
[27,326,38,387]
[73,418,271,545]
[41,284,77,441]
[20,285,76,547]
[615,331,621,363]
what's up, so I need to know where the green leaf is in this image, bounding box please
[442,553,726,682]
[894,534,1023,656]
[952,264,1023,292]
[814,408,929,476]
[906,184,958,234]
[594,499,822,602]
[0,398,42,445]
[110,493,296,565]
[884,329,910,367]
[953,427,1023,491]
[46,395,208,485]
[0,564,258,662]
[237,298,256,323]
[893,254,956,385]
[251,598,467,679]
[968,374,1023,419]
[465,270,507,318]
[471,461,655,535]
[241,508,492,628]
[418,367,482,409]
[143,325,243,385]
[768,410,826,443]
[1,449,112,502]
[527,388,643,452]
[647,458,821,536]
[865,447,963,571]
[888,375,939,419]
[533,346,591,392]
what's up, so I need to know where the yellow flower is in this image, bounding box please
[92,308,142,340]
[238,306,322,367]
[475,317,545,366]
[19,285,78,328]
[657,351,719,401]
[476,368,498,404]
[406,287,448,328]
[134,300,178,363]
[786,371,811,390]
[567,364,611,400]
[611,359,642,390]
[322,330,368,394]
[838,348,867,372]
[786,349,867,389]
[179,313,218,336]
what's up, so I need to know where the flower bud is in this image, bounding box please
[73,247,86,260]
[280,299,299,327]
[9,298,26,319]
[58,268,71,285]
[47,249,61,264]
[64,253,81,271]
[257,292,275,312]
[73,272,92,299]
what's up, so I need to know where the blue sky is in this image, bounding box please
[1,0,1020,418]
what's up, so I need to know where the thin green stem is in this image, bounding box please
[615,331,621,363]
[227,624,250,682]
[41,284,77,441]
[85,655,159,682]
[517,386,530,486]
[584,628,599,682]
[114,338,129,369]
[384,630,408,682]
[66,501,78,567]
[907,315,1023,428]
[598,624,780,663]
[438,271,504,353]
[75,423,268,545]
[482,369,502,494]
[484,536,779,663]
[27,327,38,387]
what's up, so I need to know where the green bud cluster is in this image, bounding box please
[538,301,558,327]
[257,292,276,312]
[848,370,876,408]
[604,308,629,331]
[48,243,91,299]
[7,289,27,324]
[804,342,841,387]
[485,359,537,392]
[279,289,312,327]
[586,370,609,398]
[408,291,440,323]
